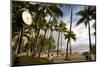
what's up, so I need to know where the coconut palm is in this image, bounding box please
[91,6,96,36]
[60,21,67,51]
[92,23,96,33]
[64,31,76,60]
[31,3,63,58]
[65,5,73,58]
[64,5,74,56]
[56,21,67,57]
[37,19,50,58]
[76,6,96,60]
[46,18,56,57]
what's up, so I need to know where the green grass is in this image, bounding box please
[12,56,50,66]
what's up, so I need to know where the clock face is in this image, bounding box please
[22,10,32,26]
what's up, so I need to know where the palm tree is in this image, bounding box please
[31,3,63,58]
[37,34,45,58]
[64,31,76,60]
[48,33,55,57]
[91,6,96,36]
[93,23,96,36]
[47,18,58,57]
[57,27,60,57]
[37,18,52,58]
[37,11,62,58]
[69,40,72,55]
[12,2,64,58]
[60,21,67,51]
[65,5,73,59]
[76,6,96,60]
[56,21,67,57]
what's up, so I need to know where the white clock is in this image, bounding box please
[22,10,32,26]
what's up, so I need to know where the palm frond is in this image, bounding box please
[84,19,88,27]
[76,17,85,26]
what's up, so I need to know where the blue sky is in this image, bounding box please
[30,2,96,52]
[53,4,96,52]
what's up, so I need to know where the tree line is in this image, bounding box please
[12,1,96,60]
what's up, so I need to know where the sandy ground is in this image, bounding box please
[52,55,86,63]
[40,53,89,63]
[17,52,95,63]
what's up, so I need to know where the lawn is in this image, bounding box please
[12,56,50,66]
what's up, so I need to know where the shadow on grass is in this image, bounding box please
[12,56,51,66]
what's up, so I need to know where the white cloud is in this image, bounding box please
[53,14,95,52]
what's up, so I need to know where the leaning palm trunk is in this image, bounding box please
[38,16,52,58]
[38,41,44,58]
[38,30,47,58]
[32,9,45,58]
[57,31,60,57]
[48,30,53,57]
[32,29,40,58]
[28,28,34,56]
[88,20,92,60]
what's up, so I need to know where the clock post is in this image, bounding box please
[15,9,33,55]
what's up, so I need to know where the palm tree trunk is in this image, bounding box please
[88,20,92,60]
[57,31,60,57]
[48,31,53,57]
[67,5,73,59]
[32,28,40,58]
[69,5,73,31]
[65,5,73,60]
[46,30,49,38]
[66,39,69,60]
[28,28,34,56]
[69,41,72,55]
[38,42,44,58]
[61,33,62,51]
[38,16,52,58]
[32,9,45,58]
[38,30,47,58]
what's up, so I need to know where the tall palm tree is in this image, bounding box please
[65,5,73,59]
[64,31,76,60]
[12,2,63,58]
[31,3,63,58]
[93,23,96,36]
[76,6,96,60]
[60,22,67,51]
[69,40,72,55]
[57,21,67,57]
[59,4,73,58]
[37,18,52,58]
[37,16,57,58]
[91,6,96,36]
[47,18,58,57]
